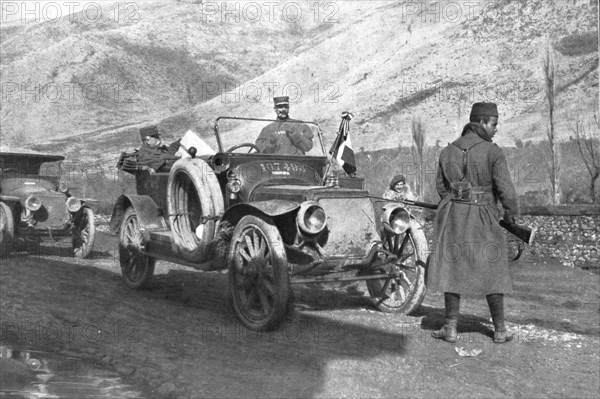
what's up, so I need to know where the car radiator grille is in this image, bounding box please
[317,197,379,259]
[32,194,70,228]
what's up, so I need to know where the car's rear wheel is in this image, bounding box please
[228,215,291,331]
[0,202,14,258]
[119,207,155,289]
[73,207,96,259]
[366,219,427,314]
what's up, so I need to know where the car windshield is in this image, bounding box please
[196,117,326,157]
[0,153,64,176]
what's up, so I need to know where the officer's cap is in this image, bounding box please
[273,96,289,106]
[140,125,160,138]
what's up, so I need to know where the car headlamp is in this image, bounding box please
[383,205,411,235]
[226,171,241,200]
[25,195,42,211]
[58,180,69,193]
[66,197,82,213]
[297,201,327,235]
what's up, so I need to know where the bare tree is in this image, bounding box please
[411,117,427,200]
[570,114,600,202]
[542,40,561,204]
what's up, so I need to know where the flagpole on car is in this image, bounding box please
[322,116,343,184]
[323,112,354,184]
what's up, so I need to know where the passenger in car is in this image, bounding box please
[382,174,418,202]
[137,125,181,172]
[256,96,313,155]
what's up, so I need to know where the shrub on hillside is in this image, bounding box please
[554,31,598,56]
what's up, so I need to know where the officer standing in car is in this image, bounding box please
[256,96,314,155]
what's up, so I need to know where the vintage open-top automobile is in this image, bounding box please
[112,116,428,330]
[0,152,96,258]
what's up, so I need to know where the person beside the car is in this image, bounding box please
[255,96,314,155]
[427,102,519,344]
[137,125,181,172]
[382,174,417,202]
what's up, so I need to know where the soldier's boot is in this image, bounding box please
[432,292,460,343]
[431,324,459,343]
[493,330,514,343]
[487,293,513,343]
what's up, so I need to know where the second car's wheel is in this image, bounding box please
[228,215,291,331]
[119,207,155,289]
[73,207,96,259]
[0,202,15,258]
[366,218,427,314]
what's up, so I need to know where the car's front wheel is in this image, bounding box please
[73,207,96,259]
[119,207,155,289]
[366,219,427,314]
[0,202,14,258]
[228,215,291,331]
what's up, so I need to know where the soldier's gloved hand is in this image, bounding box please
[503,214,515,224]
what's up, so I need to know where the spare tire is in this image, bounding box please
[167,158,224,263]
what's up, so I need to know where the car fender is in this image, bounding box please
[221,199,300,226]
[110,194,166,234]
[0,195,20,203]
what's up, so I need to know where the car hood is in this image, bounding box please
[250,183,322,203]
[251,183,369,203]
[1,176,59,198]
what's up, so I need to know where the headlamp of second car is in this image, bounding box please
[25,195,42,212]
[297,201,327,236]
[58,180,69,193]
[66,197,82,213]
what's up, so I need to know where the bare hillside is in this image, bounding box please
[181,0,599,150]
[1,0,598,156]
[1,0,365,148]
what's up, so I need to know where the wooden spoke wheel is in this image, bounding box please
[119,207,155,289]
[367,219,427,314]
[73,207,96,259]
[228,215,291,331]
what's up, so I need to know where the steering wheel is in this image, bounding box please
[226,143,260,153]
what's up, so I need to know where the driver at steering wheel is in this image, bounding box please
[255,96,313,155]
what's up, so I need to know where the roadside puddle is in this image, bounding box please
[0,345,143,398]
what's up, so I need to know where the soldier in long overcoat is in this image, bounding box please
[427,102,519,343]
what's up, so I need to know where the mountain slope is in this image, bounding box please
[179,0,598,150]
[1,0,597,156]
[1,0,365,148]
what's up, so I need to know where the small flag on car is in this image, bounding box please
[329,112,357,175]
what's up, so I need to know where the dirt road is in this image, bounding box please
[1,231,599,398]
